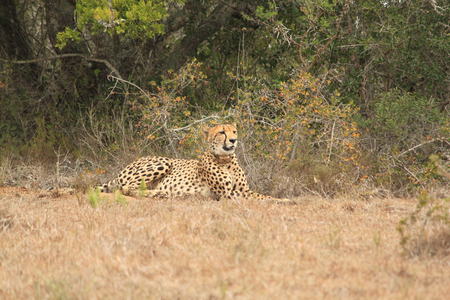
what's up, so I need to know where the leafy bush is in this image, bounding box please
[130,59,208,157]
[369,90,446,149]
[87,187,103,208]
[233,71,364,196]
[360,90,448,192]
[57,0,179,48]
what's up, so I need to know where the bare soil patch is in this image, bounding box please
[0,187,448,299]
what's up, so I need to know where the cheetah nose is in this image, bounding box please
[229,139,237,144]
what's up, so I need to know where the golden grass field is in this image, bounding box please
[0,186,449,299]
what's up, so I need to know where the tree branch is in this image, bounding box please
[396,138,447,158]
[170,115,222,132]
[107,74,153,100]
[0,53,123,79]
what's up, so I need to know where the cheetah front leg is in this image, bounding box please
[246,190,292,203]
[233,187,292,204]
[203,172,235,201]
[231,165,292,203]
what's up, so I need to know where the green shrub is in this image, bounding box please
[361,90,448,192]
[57,0,179,49]
[369,90,446,150]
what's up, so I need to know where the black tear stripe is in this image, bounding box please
[223,130,228,147]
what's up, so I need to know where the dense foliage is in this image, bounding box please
[0,0,448,195]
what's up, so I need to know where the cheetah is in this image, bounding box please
[99,124,287,202]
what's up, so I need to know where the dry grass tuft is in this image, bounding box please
[407,229,450,258]
[399,217,450,259]
[398,191,450,259]
[0,187,449,299]
[0,208,14,231]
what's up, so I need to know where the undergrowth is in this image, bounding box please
[1,63,448,198]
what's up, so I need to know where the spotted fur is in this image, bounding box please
[99,124,285,201]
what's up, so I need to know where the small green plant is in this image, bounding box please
[36,279,70,300]
[87,187,103,208]
[137,179,148,197]
[373,231,382,249]
[114,190,127,205]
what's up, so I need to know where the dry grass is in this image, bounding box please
[0,187,449,299]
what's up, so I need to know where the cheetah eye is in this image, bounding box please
[219,131,225,134]
[233,131,237,134]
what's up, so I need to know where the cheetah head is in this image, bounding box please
[204,124,238,156]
